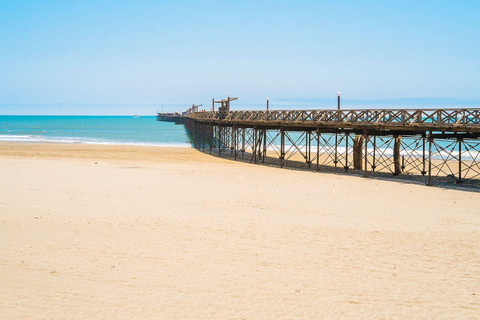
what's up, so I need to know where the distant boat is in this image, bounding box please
[133,115,139,118]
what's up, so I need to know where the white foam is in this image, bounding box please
[0,134,191,148]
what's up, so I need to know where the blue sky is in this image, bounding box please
[1,0,479,114]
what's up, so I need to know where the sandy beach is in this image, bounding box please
[1,142,479,318]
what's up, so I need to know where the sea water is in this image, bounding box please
[0,116,191,147]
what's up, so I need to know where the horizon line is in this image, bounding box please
[2,97,480,106]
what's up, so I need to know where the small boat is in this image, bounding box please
[133,115,139,118]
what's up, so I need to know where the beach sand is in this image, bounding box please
[1,142,479,318]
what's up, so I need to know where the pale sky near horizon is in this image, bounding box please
[1,0,479,114]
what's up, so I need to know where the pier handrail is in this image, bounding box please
[186,108,480,131]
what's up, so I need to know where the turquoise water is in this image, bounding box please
[0,116,191,147]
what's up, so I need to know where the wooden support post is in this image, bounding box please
[372,135,376,172]
[262,129,267,164]
[307,131,311,168]
[233,126,237,160]
[202,125,205,152]
[228,127,232,154]
[218,126,221,157]
[251,129,257,164]
[305,132,309,166]
[221,127,224,151]
[192,125,195,148]
[353,135,364,170]
[212,126,215,151]
[242,128,245,157]
[224,127,227,151]
[393,135,402,176]
[198,124,201,150]
[421,133,426,175]
[223,127,227,152]
[194,124,197,149]
[230,127,234,154]
[209,126,212,154]
[280,128,285,168]
[344,133,349,171]
[256,129,260,163]
[257,129,261,163]
[200,124,202,150]
[255,129,258,164]
[334,133,338,167]
[316,131,320,172]
[254,130,257,163]
[363,134,369,177]
[458,137,463,184]
[427,132,433,186]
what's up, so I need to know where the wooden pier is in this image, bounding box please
[184,103,480,186]
[156,112,185,124]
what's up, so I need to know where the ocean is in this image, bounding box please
[0,116,191,147]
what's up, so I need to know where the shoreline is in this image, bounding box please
[0,139,192,148]
[0,135,191,148]
[1,135,477,161]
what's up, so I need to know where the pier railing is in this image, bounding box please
[189,108,480,133]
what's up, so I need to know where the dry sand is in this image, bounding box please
[1,142,479,319]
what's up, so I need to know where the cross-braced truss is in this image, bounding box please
[429,138,460,183]
[461,140,480,182]
[399,136,427,175]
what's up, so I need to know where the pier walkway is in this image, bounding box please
[184,107,480,186]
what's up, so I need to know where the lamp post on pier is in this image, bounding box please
[267,97,269,111]
[337,92,341,110]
